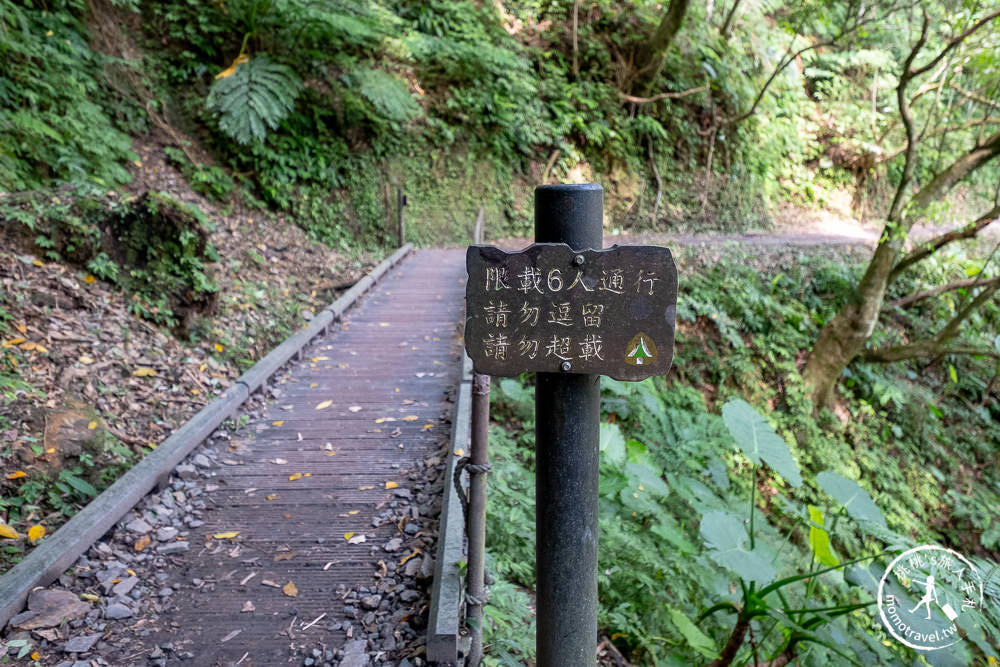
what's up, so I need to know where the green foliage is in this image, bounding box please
[207,55,303,144]
[0,2,137,190]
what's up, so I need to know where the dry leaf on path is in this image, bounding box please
[359,485,374,491]
[315,400,332,410]
[213,531,240,539]
[261,579,280,588]
[401,415,418,422]
[274,552,296,562]
[385,481,399,490]
[347,534,367,545]
[0,524,19,539]
[288,473,303,481]
[134,535,151,552]
[27,525,45,543]
[241,601,255,613]
[272,420,284,426]
[349,406,362,412]
[344,532,355,541]
[133,367,156,377]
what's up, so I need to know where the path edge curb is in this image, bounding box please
[0,244,414,628]
[428,351,474,664]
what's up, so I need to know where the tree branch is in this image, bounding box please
[887,9,930,223]
[888,275,1000,308]
[619,85,708,104]
[909,8,1000,80]
[949,81,1000,111]
[863,343,1000,362]
[891,205,1000,279]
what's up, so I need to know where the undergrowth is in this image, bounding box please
[482,249,1000,665]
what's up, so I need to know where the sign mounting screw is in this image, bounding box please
[560,361,572,372]
[573,254,585,266]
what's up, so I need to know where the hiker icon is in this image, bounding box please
[909,575,938,620]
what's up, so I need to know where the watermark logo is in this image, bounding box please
[877,545,984,651]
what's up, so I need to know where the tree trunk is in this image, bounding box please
[802,238,899,407]
[631,0,691,94]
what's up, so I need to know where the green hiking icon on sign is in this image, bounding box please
[625,333,657,366]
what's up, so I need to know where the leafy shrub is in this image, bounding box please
[207,54,303,144]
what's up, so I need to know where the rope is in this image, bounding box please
[453,456,494,615]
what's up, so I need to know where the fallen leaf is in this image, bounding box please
[385,481,399,490]
[27,525,45,543]
[283,513,291,519]
[325,451,336,457]
[400,549,422,566]
[348,406,362,412]
[78,355,94,364]
[2,337,26,347]
[401,415,418,422]
[423,424,434,430]
[272,420,284,426]
[454,449,465,456]
[348,510,360,515]
[274,552,296,562]
[261,579,280,588]
[19,341,36,351]
[134,535,151,551]
[281,404,292,410]
[309,382,318,388]
[84,274,95,284]
[87,421,98,430]
[375,417,396,424]
[220,629,241,643]
[33,344,48,354]
[271,458,287,465]
[15,323,26,334]
[6,470,27,480]
[359,485,374,491]
[348,534,367,545]
[304,473,312,477]
[288,473,303,481]
[315,400,332,410]
[241,601,255,613]
[344,532,355,540]
[265,493,277,500]
[80,593,100,602]
[0,523,20,539]
[32,258,43,266]
[215,344,224,352]
[240,572,256,585]
[133,367,156,377]
[213,531,241,539]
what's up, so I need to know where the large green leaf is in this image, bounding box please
[699,510,777,584]
[207,55,302,144]
[599,422,626,466]
[807,505,838,567]
[721,399,802,486]
[669,606,719,660]
[816,471,886,527]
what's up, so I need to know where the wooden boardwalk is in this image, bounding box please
[114,249,467,665]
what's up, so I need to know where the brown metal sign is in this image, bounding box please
[465,243,677,381]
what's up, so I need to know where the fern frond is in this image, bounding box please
[343,67,421,124]
[206,54,302,144]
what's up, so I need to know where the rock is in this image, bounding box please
[399,590,420,603]
[359,595,381,611]
[192,454,211,468]
[382,538,403,553]
[125,518,153,534]
[403,523,420,535]
[63,633,101,653]
[155,526,179,542]
[175,464,198,480]
[156,541,190,555]
[104,603,133,620]
[111,576,139,596]
[404,558,421,578]
[418,554,434,579]
[10,589,91,630]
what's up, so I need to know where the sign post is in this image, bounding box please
[464,183,677,666]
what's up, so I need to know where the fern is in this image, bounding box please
[207,54,302,144]
[344,67,421,124]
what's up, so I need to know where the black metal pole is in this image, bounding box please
[534,183,602,667]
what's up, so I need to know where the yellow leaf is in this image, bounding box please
[312,356,329,362]
[32,259,43,267]
[133,367,156,377]
[134,535,151,552]
[265,493,277,500]
[454,449,465,457]
[27,525,45,543]
[309,382,318,388]
[385,481,399,489]
[0,523,19,539]
[359,485,374,491]
[344,532,355,540]
[15,323,26,334]
[348,510,360,515]
[272,420,284,426]
[288,473,303,481]
[2,337,25,348]
[19,341,36,351]
[45,448,55,454]
[88,421,98,430]
[80,593,100,602]
[401,415,418,422]
[84,274,95,283]
[315,400,332,410]
[282,581,298,597]
[304,473,312,477]
[215,343,224,352]
[399,549,422,566]
[34,344,48,354]
[31,652,40,661]
[6,470,27,480]
[375,417,395,424]
[213,531,241,539]
[215,53,250,80]
[79,355,95,364]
